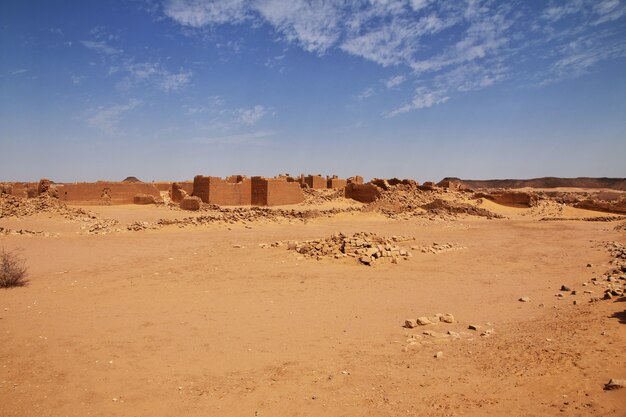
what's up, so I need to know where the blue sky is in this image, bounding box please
[1,0,625,182]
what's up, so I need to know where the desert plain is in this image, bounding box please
[1,177,625,417]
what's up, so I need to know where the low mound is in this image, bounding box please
[122,176,142,183]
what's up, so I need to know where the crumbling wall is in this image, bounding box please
[192,176,252,205]
[57,182,162,205]
[304,175,327,189]
[345,182,382,203]
[251,177,304,206]
[327,178,347,189]
[348,176,364,185]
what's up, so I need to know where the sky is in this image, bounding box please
[1,0,625,183]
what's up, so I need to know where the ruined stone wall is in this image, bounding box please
[305,175,327,189]
[57,182,162,205]
[348,176,364,185]
[345,183,382,203]
[327,178,347,189]
[251,177,304,206]
[251,177,269,206]
[193,176,251,205]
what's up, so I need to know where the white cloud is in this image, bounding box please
[357,87,375,100]
[255,0,344,54]
[385,74,406,88]
[112,61,192,92]
[237,105,267,125]
[9,69,28,75]
[385,87,448,117]
[80,40,121,55]
[86,99,142,133]
[163,0,248,26]
[71,74,85,85]
[159,0,626,115]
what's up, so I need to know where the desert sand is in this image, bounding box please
[1,185,625,417]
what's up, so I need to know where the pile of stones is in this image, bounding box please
[411,242,466,254]
[276,232,414,265]
[301,188,345,205]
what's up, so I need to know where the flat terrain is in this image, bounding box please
[1,201,625,416]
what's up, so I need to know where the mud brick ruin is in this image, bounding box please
[2,174,440,208]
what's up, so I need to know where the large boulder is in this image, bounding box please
[180,196,202,211]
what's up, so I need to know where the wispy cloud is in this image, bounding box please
[86,99,142,134]
[357,87,375,100]
[80,40,121,55]
[160,0,626,115]
[237,105,267,125]
[385,75,406,89]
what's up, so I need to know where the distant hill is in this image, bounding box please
[438,177,626,190]
[122,176,142,183]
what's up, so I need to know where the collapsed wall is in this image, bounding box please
[345,182,382,203]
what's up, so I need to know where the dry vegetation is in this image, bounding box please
[0,248,28,288]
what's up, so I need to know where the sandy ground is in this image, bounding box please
[1,201,625,417]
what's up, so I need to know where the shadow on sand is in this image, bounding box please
[610,297,626,324]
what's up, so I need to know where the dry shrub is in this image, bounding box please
[0,248,28,288]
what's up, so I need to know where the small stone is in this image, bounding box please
[519,296,531,302]
[587,263,592,267]
[468,324,481,331]
[560,285,571,292]
[404,319,416,329]
[416,317,433,325]
[434,351,443,359]
[604,379,625,390]
[603,292,613,300]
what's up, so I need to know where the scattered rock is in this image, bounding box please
[519,296,531,302]
[439,313,455,323]
[404,319,416,329]
[434,351,443,359]
[468,324,481,331]
[416,317,433,326]
[604,379,625,390]
[560,285,571,291]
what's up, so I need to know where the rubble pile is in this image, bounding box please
[0,226,57,237]
[158,206,361,228]
[0,194,119,235]
[362,185,502,220]
[539,216,626,222]
[420,199,504,219]
[274,232,414,265]
[581,242,625,303]
[1,193,89,220]
[411,242,465,254]
[302,188,345,205]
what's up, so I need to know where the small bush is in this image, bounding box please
[0,248,28,288]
